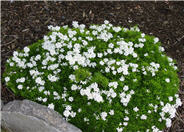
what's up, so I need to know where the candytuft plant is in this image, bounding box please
[3,20,182,132]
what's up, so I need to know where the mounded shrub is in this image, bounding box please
[3,20,182,132]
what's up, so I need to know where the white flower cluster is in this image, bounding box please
[35,77,45,85]
[159,94,182,127]
[12,51,27,69]
[108,81,118,89]
[16,77,25,83]
[119,88,135,106]
[48,74,58,82]
[102,88,117,103]
[100,112,108,121]
[97,31,113,42]
[167,57,178,70]
[151,126,162,132]
[48,25,60,31]
[63,105,76,120]
[116,41,137,57]
[48,103,54,109]
[147,62,160,76]
[101,58,130,75]
[140,114,147,120]
[80,83,104,103]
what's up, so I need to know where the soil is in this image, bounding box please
[1,1,184,131]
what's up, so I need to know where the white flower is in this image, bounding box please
[133,53,138,58]
[63,110,70,117]
[144,53,148,57]
[37,97,42,101]
[175,98,182,107]
[42,98,47,102]
[130,90,135,95]
[44,91,50,95]
[92,92,104,103]
[125,109,129,114]
[148,110,152,114]
[48,103,54,110]
[108,82,118,89]
[101,112,107,121]
[165,78,170,83]
[141,33,145,38]
[112,71,117,75]
[79,24,85,29]
[152,126,162,132]
[166,118,172,128]
[72,21,79,28]
[97,53,103,58]
[140,114,147,120]
[104,20,109,24]
[16,77,25,83]
[175,94,179,98]
[133,107,139,112]
[65,105,71,111]
[99,61,105,65]
[84,117,89,122]
[154,37,159,44]
[120,76,125,81]
[113,27,121,32]
[111,91,117,98]
[124,116,129,121]
[38,86,44,92]
[168,96,173,102]
[69,74,76,81]
[48,64,59,70]
[123,85,129,91]
[109,110,114,115]
[71,84,78,90]
[17,84,23,90]
[119,92,132,106]
[105,67,110,73]
[116,127,123,132]
[159,46,165,52]
[5,77,10,82]
[53,91,58,96]
[24,47,30,53]
[108,43,114,48]
[48,25,60,31]
[35,77,45,85]
[92,30,98,36]
[68,97,74,102]
[168,57,173,62]
[48,74,58,82]
[10,62,14,66]
[78,108,82,113]
[70,111,76,118]
[123,122,128,126]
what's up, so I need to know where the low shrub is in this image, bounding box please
[3,20,182,132]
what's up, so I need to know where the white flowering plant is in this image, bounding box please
[3,20,182,132]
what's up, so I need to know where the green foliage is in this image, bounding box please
[74,68,91,82]
[3,21,181,132]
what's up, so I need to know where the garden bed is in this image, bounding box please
[1,1,184,131]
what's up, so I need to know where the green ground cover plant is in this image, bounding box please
[3,20,182,132]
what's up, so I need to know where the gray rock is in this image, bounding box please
[1,111,61,132]
[2,100,82,132]
[1,99,4,110]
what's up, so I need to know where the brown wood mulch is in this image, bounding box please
[1,1,184,131]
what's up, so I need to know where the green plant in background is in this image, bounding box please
[3,20,182,132]
[74,68,91,82]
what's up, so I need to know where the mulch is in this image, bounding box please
[1,1,184,131]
